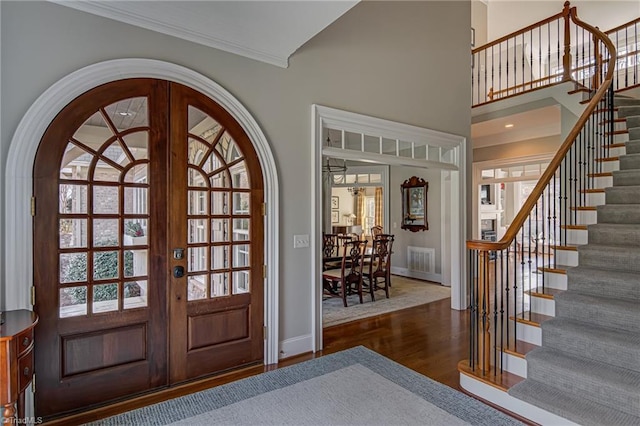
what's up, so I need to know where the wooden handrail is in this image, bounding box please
[468,5,617,252]
[605,17,640,35]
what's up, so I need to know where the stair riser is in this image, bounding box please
[573,210,597,225]
[542,271,567,290]
[630,127,640,140]
[597,205,640,223]
[501,352,527,378]
[597,159,620,173]
[566,270,640,301]
[555,250,578,266]
[606,145,627,157]
[516,322,542,346]
[605,188,640,204]
[592,175,613,188]
[561,228,588,245]
[530,296,555,316]
[586,191,606,205]
[614,99,640,107]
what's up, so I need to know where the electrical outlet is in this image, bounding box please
[293,234,309,248]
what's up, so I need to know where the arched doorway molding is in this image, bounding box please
[4,58,280,364]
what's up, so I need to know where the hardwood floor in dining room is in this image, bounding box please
[48,298,524,425]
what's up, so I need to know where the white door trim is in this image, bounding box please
[311,104,467,352]
[4,58,280,365]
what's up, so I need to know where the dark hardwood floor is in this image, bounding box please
[46,298,521,425]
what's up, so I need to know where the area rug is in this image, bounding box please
[323,275,451,327]
[87,346,522,426]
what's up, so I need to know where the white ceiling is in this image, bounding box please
[51,0,359,68]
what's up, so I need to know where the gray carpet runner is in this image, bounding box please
[508,95,640,426]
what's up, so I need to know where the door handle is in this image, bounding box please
[173,266,185,278]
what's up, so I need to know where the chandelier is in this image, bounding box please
[322,137,347,174]
[348,187,365,196]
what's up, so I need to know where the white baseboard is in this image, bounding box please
[279,333,313,360]
[391,266,442,284]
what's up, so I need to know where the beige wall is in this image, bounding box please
[471,0,488,48]
[1,1,471,344]
[473,135,562,163]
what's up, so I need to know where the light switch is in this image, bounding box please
[293,234,309,248]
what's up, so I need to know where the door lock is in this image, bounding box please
[173,248,185,260]
[173,266,185,278]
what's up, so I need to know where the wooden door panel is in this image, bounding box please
[34,79,169,419]
[168,83,264,384]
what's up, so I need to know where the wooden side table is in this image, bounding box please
[0,310,38,424]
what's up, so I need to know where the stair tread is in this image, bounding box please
[580,188,604,193]
[509,379,640,426]
[502,338,537,359]
[527,287,564,299]
[538,264,571,274]
[458,360,524,392]
[551,244,578,251]
[571,206,596,211]
[511,311,553,326]
[595,156,619,162]
[560,224,588,230]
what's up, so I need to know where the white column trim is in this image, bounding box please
[4,58,280,364]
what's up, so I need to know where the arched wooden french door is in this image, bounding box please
[33,79,264,419]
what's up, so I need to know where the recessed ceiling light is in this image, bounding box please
[504,123,514,128]
[118,111,133,117]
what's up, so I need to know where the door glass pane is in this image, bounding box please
[93,219,119,247]
[94,160,121,182]
[125,187,148,214]
[211,192,229,214]
[233,271,250,294]
[188,219,208,243]
[60,219,87,249]
[188,139,209,166]
[233,192,249,215]
[60,143,91,180]
[202,152,223,174]
[188,191,208,215]
[59,184,88,214]
[124,164,149,183]
[93,186,119,214]
[188,106,220,141]
[93,283,118,313]
[73,111,113,147]
[60,252,87,283]
[211,245,229,270]
[124,280,147,309]
[210,272,229,297]
[211,218,229,242]
[216,132,242,163]
[188,247,207,272]
[104,97,148,129]
[188,275,207,301]
[123,219,147,245]
[232,219,249,241]
[59,286,87,318]
[123,132,149,160]
[125,249,147,278]
[210,171,230,188]
[188,168,208,187]
[233,244,250,268]
[230,162,249,188]
[93,251,119,280]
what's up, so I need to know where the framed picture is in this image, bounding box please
[331,196,339,209]
[331,210,339,223]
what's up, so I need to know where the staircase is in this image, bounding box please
[507,95,640,425]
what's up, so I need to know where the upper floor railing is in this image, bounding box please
[472,1,611,107]
[606,17,640,93]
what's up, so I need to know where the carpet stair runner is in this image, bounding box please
[507,95,640,426]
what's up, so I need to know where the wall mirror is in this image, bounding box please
[401,176,428,232]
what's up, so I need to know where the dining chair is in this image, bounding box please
[322,239,368,307]
[364,234,394,301]
[370,225,383,239]
[322,233,341,271]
